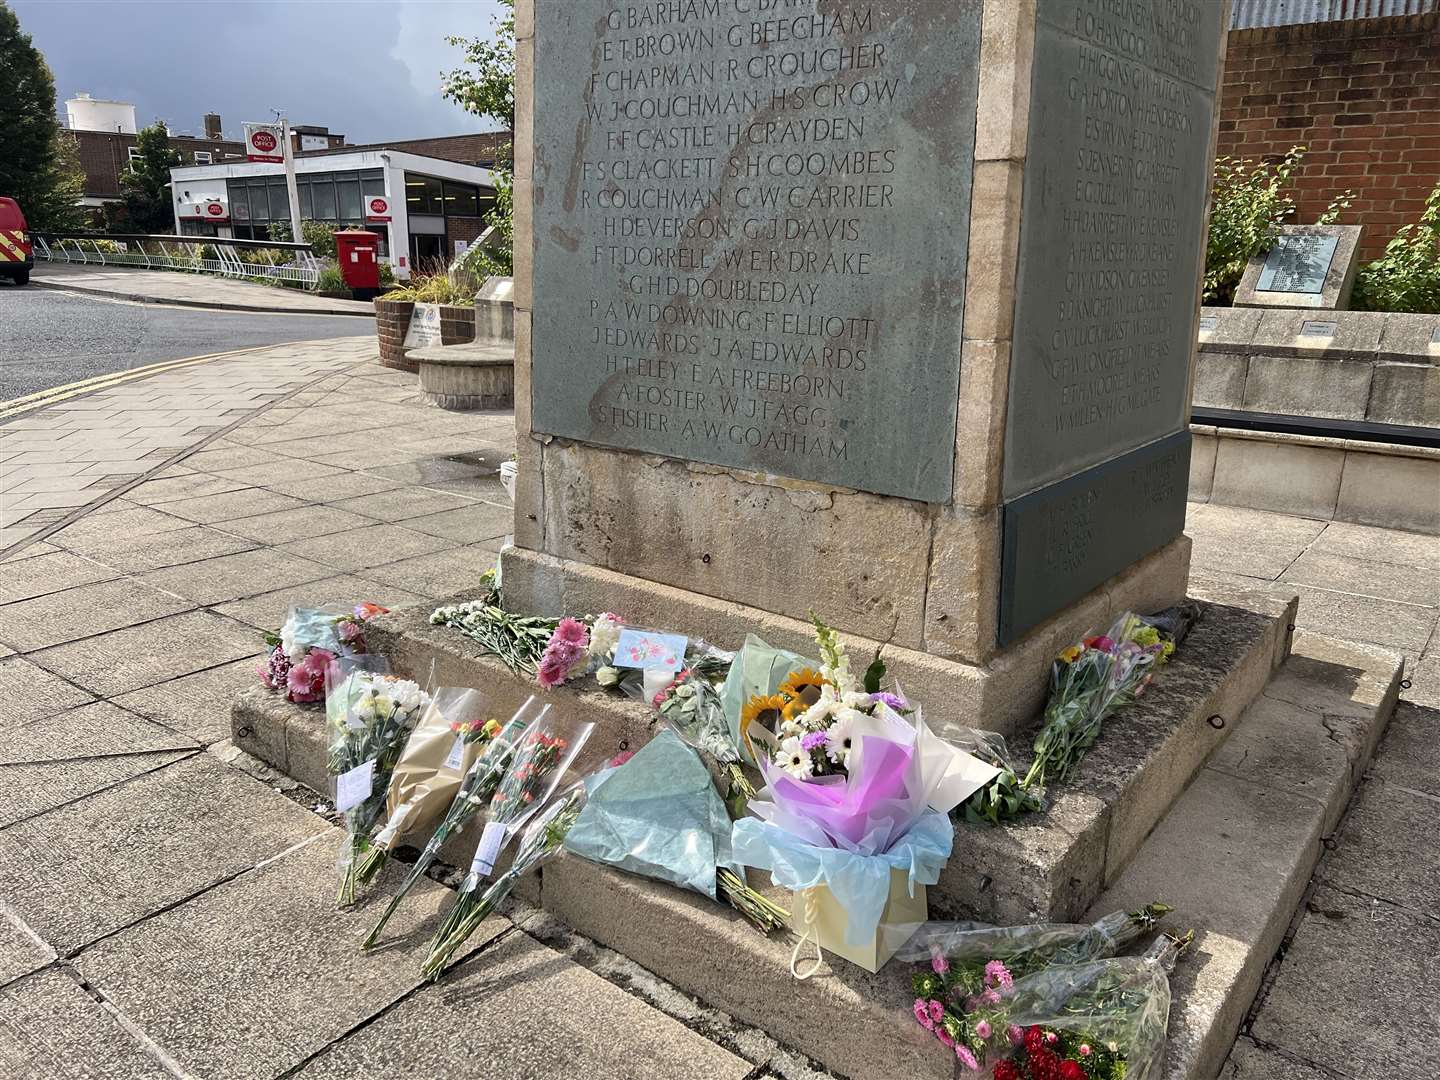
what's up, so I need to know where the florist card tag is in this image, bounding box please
[612,629,687,672]
[334,760,374,813]
[470,821,509,877]
[443,736,466,772]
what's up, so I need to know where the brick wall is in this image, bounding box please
[1217,13,1440,262]
[69,130,245,200]
[446,216,490,249]
[299,131,512,167]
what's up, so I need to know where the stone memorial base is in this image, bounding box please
[230,585,1404,1080]
[410,341,516,412]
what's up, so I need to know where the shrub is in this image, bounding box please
[1205,148,1305,306]
[314,261,346,292]
[1351,182,1440,314]
[267,219,339,259]
[380,271,477,305]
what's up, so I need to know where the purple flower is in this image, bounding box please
[930,950,949,975]
[870,690,908,711]
[801,730,828,752]
[975,1020,992,1040]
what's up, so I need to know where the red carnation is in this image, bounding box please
[1059,1062,1085,1080]
[993,1063,1020,1080]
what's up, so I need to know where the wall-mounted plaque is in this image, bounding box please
[1235,224,1363,310]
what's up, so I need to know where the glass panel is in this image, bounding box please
[444,181,479,216]
[359,169,384,181]
[361,175,385,199]
[405,174,444,215]
[268,182,290,222]
[311,179,337,220]
[337,179,362,221]
[299,183,313,219]
[249,184,269,220]
[229,187,250,222]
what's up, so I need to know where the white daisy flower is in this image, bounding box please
[776,735,814,779]
[825,712,858,767]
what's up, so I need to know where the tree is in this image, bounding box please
[117,120,181,233]
[441,0,516,275]
[0,1,85,229]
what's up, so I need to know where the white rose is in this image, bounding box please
[596,665,620,687]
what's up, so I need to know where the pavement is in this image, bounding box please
[0,285,373,399]
[25,262,375,316]
[0,332,1436,1077]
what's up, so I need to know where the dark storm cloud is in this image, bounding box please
[11,0,508,142]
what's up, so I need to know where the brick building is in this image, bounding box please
[1218,3,1440,261]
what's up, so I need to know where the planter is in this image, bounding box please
[374,297,417,371]
[439,303,476,346]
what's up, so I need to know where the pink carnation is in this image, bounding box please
[286,648,334,703]
[985,959,1014,991]
[955,1045,979,1071]
[537,654,570,689]
[1008,1025,1025,1046]
[931,951,949,975]
[936,1029,954,1048]
[259,644,291,690]
[975,1021,992,1040]
[928,1000,945,1024]
[980,989,1002,1006]
[553,617,589,647]
[913,999,934,1031]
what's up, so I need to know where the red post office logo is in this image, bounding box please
[250,130,278,153]
[369,198,388,214]
[205,202,224,217]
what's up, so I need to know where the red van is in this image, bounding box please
[0,197,34,285]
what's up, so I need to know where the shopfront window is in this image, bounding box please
[337,178,362,221]
[443,181,480,216]
[406,174,444,215]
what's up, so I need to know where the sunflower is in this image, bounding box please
[740,693,788,763]
[778,668,829,721]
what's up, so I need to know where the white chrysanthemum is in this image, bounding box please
[825,711,859,767]
[588,614,623,660]
[595,665,620,687]
[776,735,814,779]
[778,717,802,738]
[840,691,873,710]
[799,683,840,731]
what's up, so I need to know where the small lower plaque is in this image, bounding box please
[1299,320,1338,338]
[998,431,1191,645]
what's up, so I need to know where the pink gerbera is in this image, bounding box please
[286,648,334,703]
[553,617,589,646]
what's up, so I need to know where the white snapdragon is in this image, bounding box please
[588,613,623,662]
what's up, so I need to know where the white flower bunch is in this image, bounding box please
[588,613,625,688]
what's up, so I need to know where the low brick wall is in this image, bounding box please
[374,298,416,371]
[438,304,476,346]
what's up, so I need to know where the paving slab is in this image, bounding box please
[0,746,196,828]
[290,929,753,1080]
[182,443,297,473]
[1279,549,1440,607]
[328,487,477,523]
[120,471,250,506]
[112,658,266,746]
[159,486,309,525]
[1306,520,1440,570]
[0,754,326,954]
[1368,701,1440,797]
[0,968,173,1079]
[0,656,95,725]
[261,470,406,503]
[72,834,504,1080]
[215,504,377,544]
[1250,884,1440,1079]
[1289,584,1437,655]
[137,548,334,606]
[0,700,197,765]
[210,573,429,631]
[76,524,260,574]
[28,610,257,697]
[0,577,192,652]
[0,913,55,987]
[400,502,513,543]
[364,544,500,599]
[47,505,193,553]
[1221,1038,1336,1080]
[279,523,459,571]
[1317,772,1440,913]
[1402,654,1440,710]
[0,550,120,604]
[1185,503,1328,581]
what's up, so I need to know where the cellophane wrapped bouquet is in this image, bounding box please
[562,728,787,933]
[994,931,1194,1080]
[904,904,1173,1071]
[326,659,431,905]
[650,650,753,809]
[731,618,997,966]
[421,712,594,976]
[259,603,387,703]
[363,697,547,948]
[351,686,505,887]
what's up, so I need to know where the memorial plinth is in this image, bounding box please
[502,0,1227,737]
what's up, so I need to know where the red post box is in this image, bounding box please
[334,229,381,298]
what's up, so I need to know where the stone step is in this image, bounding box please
[240,584,1295,922]
[1087,630,1404,1080]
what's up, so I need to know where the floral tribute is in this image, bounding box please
[536,612,623,689]
[740,614,898,780]
[258,603,387,704]
[653,651,752,807]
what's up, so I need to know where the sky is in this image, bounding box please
[12,0,510,143]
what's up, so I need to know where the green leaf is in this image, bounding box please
[863,651,885,695]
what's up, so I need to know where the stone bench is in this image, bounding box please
[409,341,515,411]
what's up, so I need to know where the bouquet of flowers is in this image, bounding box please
[652,651,752,808]
[350,687,504,887]
[258,603,387,703]
[420,712,594,973]
[429,578,558,676]
[904,904,1173,1070]
[421,782,588,981]
[1023,611,1182,791]
[562,728,788,933]
[534,612,624,689]
[326,661,431,905]
[995,931,1194,1080]
[361,697,547,948]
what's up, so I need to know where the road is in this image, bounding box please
[0,283,374,400]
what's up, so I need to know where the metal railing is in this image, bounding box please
[32,232,321,289]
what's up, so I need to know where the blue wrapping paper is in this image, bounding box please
[732,811,953,946]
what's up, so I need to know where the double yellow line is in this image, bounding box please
[0,341,297,422]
